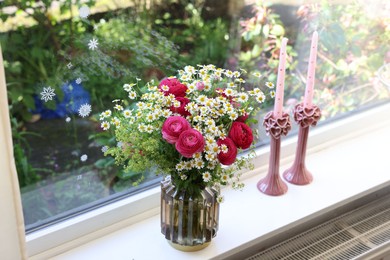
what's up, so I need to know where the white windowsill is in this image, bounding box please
[29,103,390,260]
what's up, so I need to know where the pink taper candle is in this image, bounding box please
[274,37,288,118]
[303,31,318,108]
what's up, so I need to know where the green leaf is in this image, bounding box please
[336,59,349,71]
[262,24,269,38]
[243,31,252,42]
[23,95,36,109]
[270,24,285,36]
[251,44,261,57]
[94,158,114,169]
[253,24,262,36]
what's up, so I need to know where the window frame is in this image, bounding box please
[25,101,390,258]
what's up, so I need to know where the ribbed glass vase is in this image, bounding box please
[160,176,220,251]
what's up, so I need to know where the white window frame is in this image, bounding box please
[25,101,390,259]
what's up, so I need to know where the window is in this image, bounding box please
[1,0,389,253]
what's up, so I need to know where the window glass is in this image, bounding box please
[1,0,389,231]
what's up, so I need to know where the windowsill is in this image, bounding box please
[39,103,390,260]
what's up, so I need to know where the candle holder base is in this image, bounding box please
[258,111,291,196]
[283,166,313,185]
[284,103,321,186]
[257,175,288,196]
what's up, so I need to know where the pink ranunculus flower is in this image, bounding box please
[158,78,188,97]
[217,137,237,165]
[162,116,191,144]
[175,129,205,158]
[228,121,254,149]
[170,97,191,117]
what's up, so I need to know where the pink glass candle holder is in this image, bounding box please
[257,111,291,196]
[283,103,321,185]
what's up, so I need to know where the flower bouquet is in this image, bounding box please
[99,64,273,250]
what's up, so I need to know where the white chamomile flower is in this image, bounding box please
[161,85,169,92]
[211,145,220,154]
[78,103,92,118]
[194,159,205,169]
[146,113,155,122]
[207,161,217,169]
[114,104,123,111]
[203,171,211,182]
[221,174,229,183]
[205,153,216,161]
[40,87,56,102]
[101,146,109,153]
[173,100,181,108]
[256,93,266,103]
[102,110,112,118]
[176,162,185,171]
[101,121,110,130]
[214,70,222,78]
[250,88,259,94]
[193,153,202,159]
[270,90,276,98]
[138,123,146,132]
[193,115,202,122]
[220,144,228,153]
[265,81,275,88]
[80,154,88,162]
[205,118,214,126]
[123,110,132,118]
[128,91,137,99]
[185,65,196,74]
[123,83,135,92]
[252,72,262,78]
[237,93,249,103]
[225,70,234,78]
[233,71,240,78]
[197,95,207,104]
[111,117,120,127]
[187,83,196,92]
[180,74,190,81]
[65,117,71,123]
[227,82,236,88]
[145,125,154,133]
[162,110,172,118]
[180,174,188,180]
[224,88,234,96]
[229,112,238,120]
[199,106,208,115]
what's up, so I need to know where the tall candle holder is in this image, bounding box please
[257,111,291,196]
[283,103,321,185]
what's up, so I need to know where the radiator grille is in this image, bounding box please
[247,194,390,260]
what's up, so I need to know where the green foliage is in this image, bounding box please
[11,117,43,186]
[154,2,229,66]
[238,1,299,105]
[296,1,390,118]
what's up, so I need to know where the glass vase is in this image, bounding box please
[160,176,219,252]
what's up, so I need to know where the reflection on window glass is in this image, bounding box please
[1,0,389,231]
